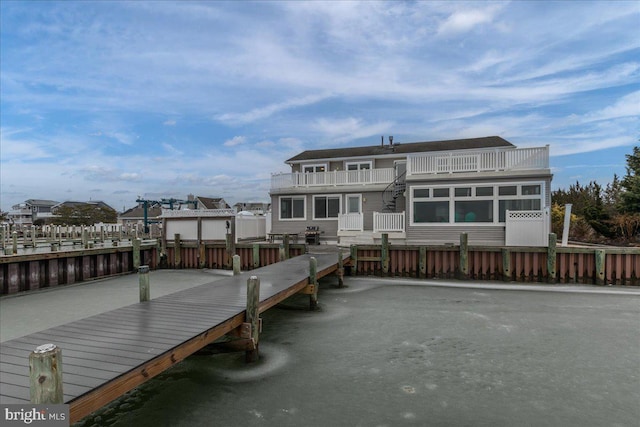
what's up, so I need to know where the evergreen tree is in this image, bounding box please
[620,146,640,213]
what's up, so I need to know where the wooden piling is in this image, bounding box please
[12,231,18,254]
[459,233,469,280]
[233,254,241,276]
[29,343,63,404]
[595,249,606,285]
[283,234,290,260]
[279,243,285,262]
[139,265,150,302]
[350,245,358,274]
[502,248,512,282]
[174,234,181,268]
[82,228,89,249]
[381,233,389,275]
[133,238,141,269]
[309,256,318,310]
[419,246,427,278]
[245,276,260,362]
[547,233,557,283]
[252,243,260,269]
[337,251,344,287]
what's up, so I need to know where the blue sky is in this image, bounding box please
[1,1,638,212]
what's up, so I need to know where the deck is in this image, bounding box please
[0,251,348,423]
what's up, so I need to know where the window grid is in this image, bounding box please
[411,182,544,225]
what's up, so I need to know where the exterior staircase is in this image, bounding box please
[382,171,406,213]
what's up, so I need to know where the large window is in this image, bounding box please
[411,182,544,225]
[313,195,340,219]
[280,196,305,220]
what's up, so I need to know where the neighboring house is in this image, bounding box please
[269,136,552,246]
[7,199,60,226]
[119,203,164,228]
[233,202,271,215]
[194,196,230,210]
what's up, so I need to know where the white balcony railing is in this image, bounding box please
[338,213,363,231]
[271,168,394,190]
[373,211,405,233]
[407,146,549,176]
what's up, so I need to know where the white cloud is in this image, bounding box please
[224,136,247,147]
[312,117,394,144]
[437,4,504,36]
[163,119,177,126]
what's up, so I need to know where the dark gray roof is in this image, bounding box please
[286,136,514,163]
[24,199,59,206]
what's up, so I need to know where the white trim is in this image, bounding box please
[278,195,306,221]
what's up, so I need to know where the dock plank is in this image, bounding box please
[0,251,348,423]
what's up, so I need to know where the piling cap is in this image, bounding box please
[34,343,57,354]
[138,265,150,274]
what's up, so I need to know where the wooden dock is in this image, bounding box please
[0,251,348,423]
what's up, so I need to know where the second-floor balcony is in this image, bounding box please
[271,146,550,191]
[408,146,549,175]
[271,168,395,191]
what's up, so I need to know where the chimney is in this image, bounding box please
[389,136,394,146]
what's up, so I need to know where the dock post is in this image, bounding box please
[233,254,241,276]
[459,233,469,280]
[419,246,427,278]
[283,234,290,260]
[174,233,181,268]
[350,245,358,275]
[502,248,512,282]
[309,256,318,310]
[133,238,141,269]
[337,252,344,288]
[29,343,63,404]
[381,233,389,275]
[252,243,260,269]
[0,226,5,251]
[139,265,150,302]
[31,225,37,248]
[82,227,89,249]
[595,249,606,285]
[547,233,557,283]
[279,243,285,262]
[12,231,18,254]
[100,225,105,244]
[246,276,260,362]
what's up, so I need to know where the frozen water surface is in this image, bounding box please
[3,273,638,426]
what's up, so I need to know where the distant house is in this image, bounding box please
[7,199,60,226]
[194,196,230,210]
[233,202,270,215]
[119,202,163,228]
[269,136,552,245]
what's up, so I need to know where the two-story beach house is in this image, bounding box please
[269,136,552,246]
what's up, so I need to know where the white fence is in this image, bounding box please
[236,215,267,241]
[408,146,549,176]
[505,209,550,247]
[164,211,266,243]
[373,211,405,233]
[338,213,364,231]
